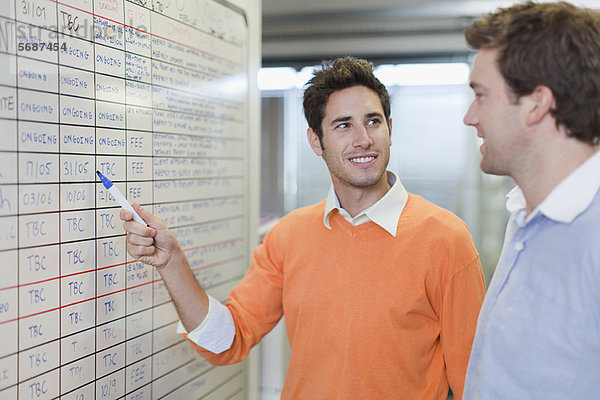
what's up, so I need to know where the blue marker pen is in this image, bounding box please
[96,170,148,226]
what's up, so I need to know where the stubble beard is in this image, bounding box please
[325,151,389,189]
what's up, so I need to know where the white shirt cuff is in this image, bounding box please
[176,294,235,354]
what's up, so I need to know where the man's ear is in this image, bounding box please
[525,85,554,126]
[388,117,392,146]
[307,128,323,156]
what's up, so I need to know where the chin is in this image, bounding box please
[480,162,494,175]
[351,172,386,187]
[480,162,506,177]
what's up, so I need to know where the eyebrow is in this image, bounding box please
[330,112,384,125]
[330,116,351,127]
[329,111,385,127]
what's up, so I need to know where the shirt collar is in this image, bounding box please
[323,171,409,237]
[506,149,600,224]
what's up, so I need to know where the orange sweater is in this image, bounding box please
[185,194,485,399]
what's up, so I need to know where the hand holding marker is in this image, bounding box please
[96,170,148,226]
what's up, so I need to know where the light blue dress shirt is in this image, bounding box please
[464,150,600,399]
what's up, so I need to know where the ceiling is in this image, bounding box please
[261,0,600,67]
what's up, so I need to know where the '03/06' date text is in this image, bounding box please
[18,42,68,52]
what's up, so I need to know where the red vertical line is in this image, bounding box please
[148,5,155,396]
[122,0,128,377]
[53,0,62,394]
[13,0,20,396]
[91,0,97,395]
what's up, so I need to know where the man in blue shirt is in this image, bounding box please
[462,2,600,398]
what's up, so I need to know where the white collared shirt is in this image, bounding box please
[323,170,409,237]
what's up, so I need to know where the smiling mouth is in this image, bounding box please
[349,155,376,164]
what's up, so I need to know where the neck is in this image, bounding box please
[334,173,391,217]
[514,137,597,215]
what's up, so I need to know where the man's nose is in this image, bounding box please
[463,101,478,126]
[353,125,374,148]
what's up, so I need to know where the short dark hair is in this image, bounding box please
[465,1,600,145]
[303,56,391,147]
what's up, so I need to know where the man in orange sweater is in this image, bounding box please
[121,57,485,399]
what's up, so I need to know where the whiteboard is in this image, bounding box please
[0,0,250,398]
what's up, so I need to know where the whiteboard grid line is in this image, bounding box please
[1,0,250,397]
[51,0,243,65]
[0,249,242,297]
[13,0,20,396]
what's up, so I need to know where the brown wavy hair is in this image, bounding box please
[465,1,600,145]
[303,56,391,148]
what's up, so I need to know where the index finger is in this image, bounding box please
[120,209,133,222]
[123,219,156,237]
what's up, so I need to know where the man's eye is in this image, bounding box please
[336,123,349,129]
[367,119,380,125]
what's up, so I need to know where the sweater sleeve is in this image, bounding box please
[182,226,285,365]
[440,254,486,400]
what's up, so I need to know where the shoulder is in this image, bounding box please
[265,200,326,240]
[578,190,600,227]
[400,194,482,283]
[277,200,325,227]
[400,194,479,264]
[568,192,600,255]
[404,194,472,237]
